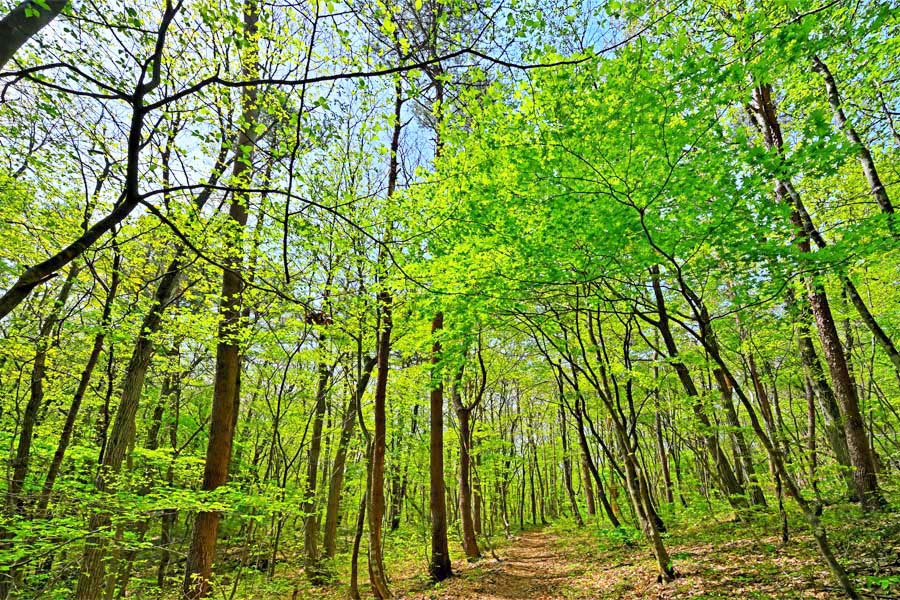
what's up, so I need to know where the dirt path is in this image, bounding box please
[402,530,579,599]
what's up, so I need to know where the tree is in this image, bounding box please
[183,1,260,596]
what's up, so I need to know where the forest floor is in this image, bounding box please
[401,529,575,599]
[392,507,900,599]
[281,502,900,599]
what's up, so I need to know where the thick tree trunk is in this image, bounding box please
[0,0,68,69]
[790,193,900,381]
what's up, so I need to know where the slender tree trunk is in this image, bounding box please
[157,383,181,589]
[533,442,548,525]
[364,71,405,599]
[579,450,596,516]
[0,264,80,597]
[806,377,823,506]
[751,83,883,511]
[322,356,375,558]
[367,288,393,599]
[712,368,766,507]
[7,264,79,515]
[456,404,481,559]
[76,256,181,599]
[429,312,453,581]
[689,318,860,598]
[559,404,584,526]
[790,291,857,499]
[349,484,367,600]
[649,266,747,508]
[473,452,483,535]
[115,371,175,598]
[806,278,883,510]
[303,355,333,583]
[571,400,620,528]
[388,403,417,532]
[36,255,120,516]
[618,425,674,581]
[654,407,674,505]
[685,291,766,508]
[811,55,894,217]
[182,4,258,596]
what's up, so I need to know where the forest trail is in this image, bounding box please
[403,530,578,599]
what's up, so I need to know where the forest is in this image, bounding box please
[0,0,899,599]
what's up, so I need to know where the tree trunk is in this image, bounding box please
[349,484,368,600]
[364,70,405,600]
[36,255,119,517]
[182,4,258,596]
[712,367,766,507]
[367,287,393,599]
[473,452,483,535]
[76,251,180,600]
[429,312,453,581]
[579,450,596,516]
[322,356,376,558]
[790,291,857,499]
[303,355,333,583]
[0,0,68,69]
[811,55,894,217]
[571,400,620,528]
[649,266,747,508]
[688,316,860,598]
[0,264,79,598]
[388,403,417,532]
[456,404,481,559]
[806,279,883,510]
[751,82,883,511]
[654,404,674,505]
[7,263,79,515]
[157,380,182,589]
[559,404,584,526]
